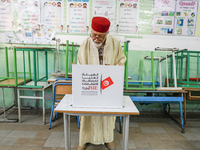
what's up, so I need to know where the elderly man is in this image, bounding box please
[77,17,126,150]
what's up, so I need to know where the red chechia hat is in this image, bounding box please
[91,17,110,33]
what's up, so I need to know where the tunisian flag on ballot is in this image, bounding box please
[101,77,114,90]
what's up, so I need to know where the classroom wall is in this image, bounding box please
[1,38,200,112]
[1,0,200,112]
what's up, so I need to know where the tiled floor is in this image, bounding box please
[0,109,200,150]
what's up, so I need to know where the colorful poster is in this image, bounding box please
[41,0,64,33]
[0,0,13,30]
[93,0,116,33]
[33,28,44,44]
[67,0,90,34]
[174,0,198,36]
[152,0,176,35]
[116,0,140,34]
[18,0,40,31]
[22,28,33,43]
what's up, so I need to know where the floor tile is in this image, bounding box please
[0,137,18,146]
[145,133,159,141]
[189,140,200,149]
[157,133,173,140]
[134,140,151,149]
[152,127,167,133]
[26,138,47,147]
[148,140,166,149]
[182,133,199,140]
[6,130,25,138]
[12,138,32,146]
[169,133,187,140]
[140,127,155,133]
[0,130,12,137]
[176,140,196,149]
[34,131,51,139]
[20,131,37,138]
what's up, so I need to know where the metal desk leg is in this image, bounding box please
[64,113,71,150]
[122,115,130,150]
[184,93,186,125]
[0,88,17,123]
[179,100,184,133]
[17,89,22,123]
[43,90,46,124]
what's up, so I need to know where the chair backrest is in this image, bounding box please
[55,84,72,94]
[54,78,72,95]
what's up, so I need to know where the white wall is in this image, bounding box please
[1,32,200,51]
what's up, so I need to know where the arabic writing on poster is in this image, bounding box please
[93,0,116,33]
[174,0,198,36]
[67,0,89,34]
[152,0,176,35]
[42,0,64,33]
[81,73,99,96]
[18,0,40,31]
[116,0,139,34]
[0,0,13,30]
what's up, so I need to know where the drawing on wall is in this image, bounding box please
[41,0,64,33]
[67,0,90,34]
[116,0,140,34]
[93,0,116,33]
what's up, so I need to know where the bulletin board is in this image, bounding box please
[152,0,199,36]
[0,0,200,44]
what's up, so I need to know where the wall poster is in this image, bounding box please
[93,0,116,33]
[41,0,64,33]
[18,0,40,31]
[174,0,198,36]
[116,0,140,34]
[0,0,13,30]
[67,0,90,34]
[152,0,176,35]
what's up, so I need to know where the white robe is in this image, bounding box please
[77,34,126,146]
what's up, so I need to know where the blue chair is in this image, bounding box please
[49,78,73,129]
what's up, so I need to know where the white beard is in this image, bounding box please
[92,40,102,49]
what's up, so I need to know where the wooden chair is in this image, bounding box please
[49,78,72,129]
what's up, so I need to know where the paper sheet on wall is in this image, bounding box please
[5,31,20,43]
[18,0,40,31]
[43,27,56,44]
[174,0,198,36]
[67,0,90,34]
[41,0,64,33]
[0,0,13,30]
[33,28,44,44]
[22,28,33,43]
[93,0,116,34]
[152,0,176,35]
[116,0,140,34]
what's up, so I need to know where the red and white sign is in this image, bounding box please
[101,77,114,90]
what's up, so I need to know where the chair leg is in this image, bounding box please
[56,112,58,119]
[77,116,80,129]
[49,105,55,130]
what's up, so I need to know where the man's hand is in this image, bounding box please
[118,62,124,66]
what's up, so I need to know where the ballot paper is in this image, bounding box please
[72,64,124,108]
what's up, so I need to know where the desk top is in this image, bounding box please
[15,47,54,49]
[55,94,139,115]
[17,81,52,90]
[124,89,187,93]
[14,47,55,51]
[47,76,72,83]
